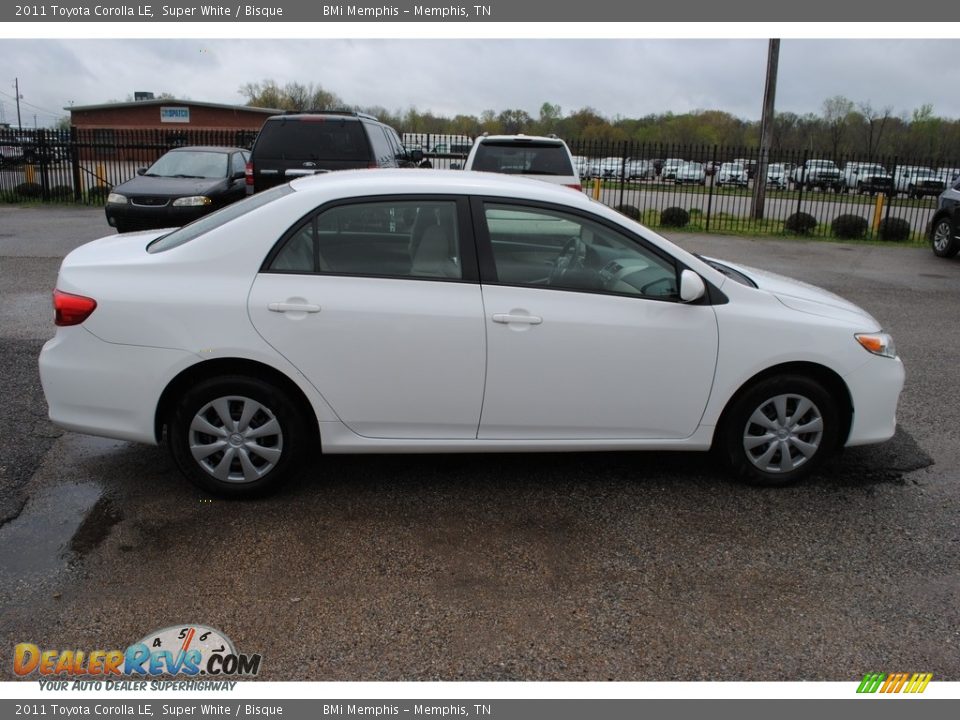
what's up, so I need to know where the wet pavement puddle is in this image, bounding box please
[0,481,120,582]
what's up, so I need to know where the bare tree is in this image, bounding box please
[858,101,893,159]
[822,95,855,158]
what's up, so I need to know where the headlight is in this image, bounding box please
[855,333,897,359]
[106,193,127,204]
[172,196,212,207]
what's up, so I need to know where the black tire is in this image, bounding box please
[167,375,310,498]
[717,374,840,487]
[931,216,960,258]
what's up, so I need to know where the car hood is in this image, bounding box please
[114,174,226,197]
[706,257,881,328]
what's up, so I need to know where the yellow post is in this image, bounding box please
[872,193,885,234]
[592,176,602,200]
[25,165,35,183]
[95,163,107,187]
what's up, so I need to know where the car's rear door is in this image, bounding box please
[248,196,486,439]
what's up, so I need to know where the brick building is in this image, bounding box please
[67,98,281,132]
[65,99,282,162]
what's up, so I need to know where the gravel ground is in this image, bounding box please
[0,206,956,682]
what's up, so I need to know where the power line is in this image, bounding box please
[0,87,65,117]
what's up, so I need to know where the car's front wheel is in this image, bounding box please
[168,375,309,497]
[932,216,959,258]
[718,375,840,486]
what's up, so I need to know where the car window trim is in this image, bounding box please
[470,195,720,305]
[260,194,480,284]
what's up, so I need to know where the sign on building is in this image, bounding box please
[160,107,190,124]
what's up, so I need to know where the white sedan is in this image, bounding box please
[40,170,904,497]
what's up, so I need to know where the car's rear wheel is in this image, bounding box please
[168,375,309,498]
[932,217,959,258]
[718,375,840,486]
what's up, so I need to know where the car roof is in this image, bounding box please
[264,112,373,122]
[288,168,589,205]
[475,134,567,145]
[168,146,247,153]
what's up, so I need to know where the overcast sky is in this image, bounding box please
[2,38,958,128]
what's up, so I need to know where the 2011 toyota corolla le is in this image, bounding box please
[40,170,904,497]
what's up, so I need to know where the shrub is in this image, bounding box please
[660,206,690,228]
[14,182,43,199]
[831,214,868,239]
[877,217,911,242]
[615,204,642,221]
[688,208,703,217]
[785,211,817,234]
[49,185,74,200]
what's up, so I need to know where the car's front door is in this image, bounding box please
[248,197,486,439]
[475,200,719,440]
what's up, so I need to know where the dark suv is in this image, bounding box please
[246,111,423,193]
[930,179,960,258]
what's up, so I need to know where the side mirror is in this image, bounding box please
[136,168,147,176]
[408,149,424,163]
[232,170,245,180]
[679,269,706,303]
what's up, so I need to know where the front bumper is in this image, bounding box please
[104,201,214,231]
[843,353,905,446]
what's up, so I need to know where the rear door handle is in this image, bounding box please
[492,313,542,325]
[268,302,321,313]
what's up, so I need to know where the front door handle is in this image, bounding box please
[492,313,542,325]
[268,302,321,313]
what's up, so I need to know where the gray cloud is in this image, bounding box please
[1,38,956,128]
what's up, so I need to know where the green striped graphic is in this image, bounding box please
[857,673,886,693]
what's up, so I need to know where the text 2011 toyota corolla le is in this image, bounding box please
[40,170,904,497]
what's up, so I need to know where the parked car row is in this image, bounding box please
[99,109,959,234]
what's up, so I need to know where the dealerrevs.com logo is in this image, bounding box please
[14,625,262,681]
[857,673,933,694]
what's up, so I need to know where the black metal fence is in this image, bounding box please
[0,128,257,203]
[2,128,955,242]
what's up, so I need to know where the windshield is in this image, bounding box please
[147,185,294,253]
[696,255,757,288]
[146,150,229,179]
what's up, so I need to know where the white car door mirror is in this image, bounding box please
[679,269,706,303]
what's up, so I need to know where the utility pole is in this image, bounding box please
[14,77,23,132]
[751,39,780,220]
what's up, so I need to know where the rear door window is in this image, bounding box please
[267,199,469,281]
[363,122,393,167]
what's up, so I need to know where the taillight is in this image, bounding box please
[53,289,97,327]
[566,183,583,191]
[245,161,254,186]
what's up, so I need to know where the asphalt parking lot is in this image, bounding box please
[0,204,957,681]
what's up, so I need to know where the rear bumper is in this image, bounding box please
[39,326,194,445]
